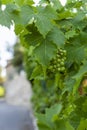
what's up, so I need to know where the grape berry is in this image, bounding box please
[48,49,66,73]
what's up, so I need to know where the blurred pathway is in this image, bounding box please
[4,66,38,130]
[5,72,33,108]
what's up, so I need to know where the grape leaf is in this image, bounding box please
[65,122,74,130]
[72,11,85,24]
[6,4,20,13]
[36,113,47,125]
[73,61,87,80]
[35,5,57,37]
[14,24,25,35]
[49,0,62,10]
[36,113,52,129]
[1,0,13,4]
[24,32,43,46]
[20,5,34,25]
[58,10,74,20]
[36,103,63,130]
[55,119,67,130]
[69,111,81,129]
[70,11,86,29]
[47,26,65,48]
[0,8,12,27]
[45,103,62,122]
[66,45,85,65]
[37,123,52,130]
[63,78,75,93]
[39,0,50,5]
[24,24,43,46]
[30,65,44,80]
[65,30,77,39]
[73,61,87,94]
[82,99,87,113]
[14,0,34,6]
[77,119,87,130]
[6,4,21,24]
[34,39,57,66]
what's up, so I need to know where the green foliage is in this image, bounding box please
[1,0,87,130]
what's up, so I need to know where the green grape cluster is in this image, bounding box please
[48,49,66,73]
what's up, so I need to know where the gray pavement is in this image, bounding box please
[4,68,38,130]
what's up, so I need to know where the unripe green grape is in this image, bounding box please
[63,57,66,60]
[52,68,56,72]
[48,48,66,74]
[53,58,56,60]
[59,49,63,52]
[49,66,53,70]
[63,50,66,55]
[60,61,64,66]
[56,54,60,58]
[57,68,61,71]
[60,67,65,71]
[57,64,60,68]
[60,52,64,56]
[53,65,57,69]
[53,60,57,64]
[57,59,61,62]
[61,58,65,62]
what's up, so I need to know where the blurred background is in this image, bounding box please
[0,24,33,106]
[0,25,16,84]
